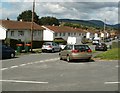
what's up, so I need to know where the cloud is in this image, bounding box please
[1,2,119,24]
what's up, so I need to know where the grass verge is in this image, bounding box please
[94,48,119,60]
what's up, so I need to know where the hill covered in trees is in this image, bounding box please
[59,19,120,30]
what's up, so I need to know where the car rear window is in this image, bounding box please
[74,45,90,50]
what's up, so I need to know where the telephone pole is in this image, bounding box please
[103,19,106,42]
[31,0,35,52]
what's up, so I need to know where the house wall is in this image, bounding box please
[86,32,90,39]
[43,29,54,41]
[42,28,86,42]
[53,32,83,41]
[7,29,43,42]
[0,25,6,40]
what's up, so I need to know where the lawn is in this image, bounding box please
[94,48,119,60]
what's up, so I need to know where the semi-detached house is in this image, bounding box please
[42,26,86,42]
[0,20,45,42]
[0,20,105,46]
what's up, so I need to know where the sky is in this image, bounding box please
[0,0,119,25]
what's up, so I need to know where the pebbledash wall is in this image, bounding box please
[6,29,43,42]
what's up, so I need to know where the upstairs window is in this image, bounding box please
[68,33,70,36]
[18,31,24,36]
[55,33,58,36]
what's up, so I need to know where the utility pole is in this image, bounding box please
[103,19,106,42]
[31,0,35,52]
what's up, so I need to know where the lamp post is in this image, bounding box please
[31,0,35,52]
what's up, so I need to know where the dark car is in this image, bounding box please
[59,44,92,62]
[1,45,15,59]
[95,43,107,51]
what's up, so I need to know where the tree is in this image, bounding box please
[38,16,60,26]
[17,10,39,23]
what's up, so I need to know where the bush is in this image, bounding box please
[53,40,67,45]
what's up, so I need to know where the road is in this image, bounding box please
[1,52,119,91]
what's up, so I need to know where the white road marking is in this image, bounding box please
[0,80,48,84]
[116,65,119,68]
[39,60,44,62]
[10,66,18,68]
[26,62,33,65]
[1,58,59,71]
[104,82,120,84]
[1,68,8,71]
[19,64,27,66]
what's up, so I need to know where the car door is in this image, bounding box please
[60,45,73,59]
[2,45,10,58]
[53,43,60,52]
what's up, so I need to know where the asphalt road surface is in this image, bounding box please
[1,52,119,91]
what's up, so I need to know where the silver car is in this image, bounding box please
[59,44,92,62]
[42,42,61,53]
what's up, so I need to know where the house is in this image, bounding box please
[42,26,86,43]
[0,20,45,42]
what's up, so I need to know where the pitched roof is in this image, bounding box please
[44,26,86,33]
[0,20,45,30]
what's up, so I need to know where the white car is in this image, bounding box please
[92,40,99,45]
[42,42,61,53]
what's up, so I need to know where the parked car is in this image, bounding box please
[59,44,92,62]
[95,43,107,51]
[92,40,99,45]
[1,45,15,59]
[42,42,61,53]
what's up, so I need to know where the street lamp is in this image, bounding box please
[31,0,35,52]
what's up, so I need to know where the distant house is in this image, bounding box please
[0,20,45,42]
[42,26,86,43]
[85,30,100,40]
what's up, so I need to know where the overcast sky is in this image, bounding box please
[1,0,119,25]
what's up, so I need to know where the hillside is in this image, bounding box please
[59,19,120,30]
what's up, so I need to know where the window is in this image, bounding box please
[59,33,62,36]
[64,45,73,50]
[38,31,41,35]
[68,33,70,36]
[74,33,76,36]
[63,33,65,36]
[11,31,14,36]
[33,31,37,36]
[55,33,58,36]
[18,31,24,36]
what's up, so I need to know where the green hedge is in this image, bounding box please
[53,40,67,45]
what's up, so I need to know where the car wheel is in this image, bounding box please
[66,55,71,62]
[52,49,54,53]
[59,53,62,60]
[10,53,15,58]
[60,56,62,60]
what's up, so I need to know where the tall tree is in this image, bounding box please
[17,10,39,23]
[38,16,60,26]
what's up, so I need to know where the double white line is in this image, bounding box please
[1,58,59,71]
